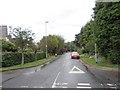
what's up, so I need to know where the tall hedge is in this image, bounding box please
[93,2,120,64]
[2,52,46,67]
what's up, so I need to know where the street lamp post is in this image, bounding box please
[45,21,48,58]
[95,43,98,63]
[93,25,98,63]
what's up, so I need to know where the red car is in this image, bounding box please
[71,52,80,59]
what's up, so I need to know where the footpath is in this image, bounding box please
[80,59,119,88]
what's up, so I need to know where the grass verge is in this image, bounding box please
[0,56,58,71]
[80,55,119,68]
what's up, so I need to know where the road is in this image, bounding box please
[2,53,118,89]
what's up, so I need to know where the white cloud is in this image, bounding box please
[0,0,95,42]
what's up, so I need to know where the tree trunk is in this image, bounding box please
[21,52,24,64]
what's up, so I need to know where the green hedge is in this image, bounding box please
[2,52,46,67]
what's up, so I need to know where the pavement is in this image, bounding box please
[80,59,119,88]
[1,53,119,89]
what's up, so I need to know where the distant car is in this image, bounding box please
[71,52,80,59]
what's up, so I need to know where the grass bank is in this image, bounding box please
[1,56,58,71]
[80,55,119,68]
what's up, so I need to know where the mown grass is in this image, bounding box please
[0,56,57,71]
[80,55,119,68]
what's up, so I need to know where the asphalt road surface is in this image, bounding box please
[2,53,118,89]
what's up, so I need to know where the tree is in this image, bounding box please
[39,35,66,55]
[9,26,35,64]
[65,41,77,52]
[39,35,58,55]
[0,39,17,52]
[47,35,58,54]
[93,1,120,64]
[74,33,80,47]
[76,20,95,54]
[55,35,65,54]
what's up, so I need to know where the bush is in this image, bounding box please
[107,50,120,64]
[2,52,46,67]
[81,48,88,54]
[0,39,17,52]
[2,53,22,67]
[36,52,46,60]
[24,53,35,63]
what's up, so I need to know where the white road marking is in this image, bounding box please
[107,83,114,86]
[20,86,28,88]
[110,87,117,89]
[106,83,117,89]
[0,86,2,87]
[77,86,91,89]
[55,83,68,86]
[77,83,91,89]
[62,83,68,85]
[78,83,90,86]
[62,86,67,88]
[53,82,68,88]
[52,72,60,88]
[55,83,60,85]
[101,84,103,86]
[69,66,85,74]
[33,86,44,88]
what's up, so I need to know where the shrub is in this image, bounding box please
[0,39,17,52]
[107,50,120,64]
[36,52,46,60]
[2,52,46,67]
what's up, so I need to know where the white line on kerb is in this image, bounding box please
[52,72,60,88]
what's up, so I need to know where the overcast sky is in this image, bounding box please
[0,0,95,42]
